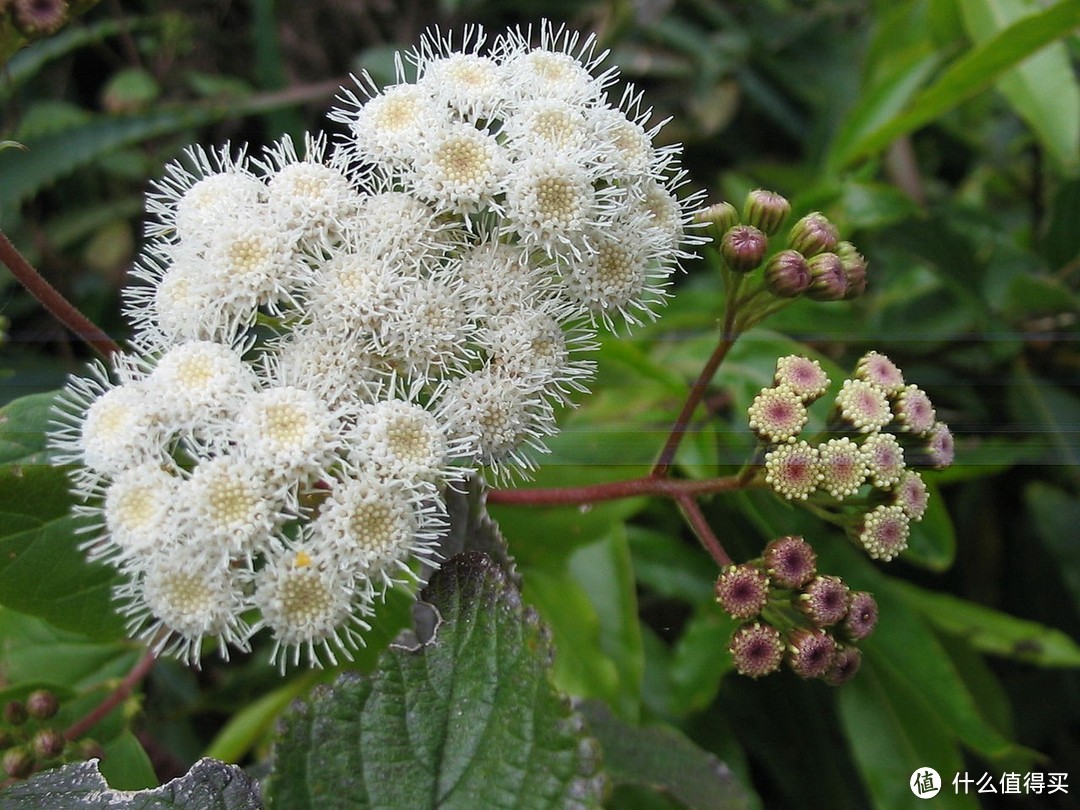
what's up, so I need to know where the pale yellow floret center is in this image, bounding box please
[175,355,216,389]
[348,501,397,553]
[536,177,579,221]
[532,111,576,146]
[159,573,216,617]
[264,403,310,447]
[436,138,488,182]
[278,165,331,200]
[376,96,418,131]
[116,486,158,530]
[208,475,257,526]
[612,122,649,161]
[280,570,334,624]
[529,52,571,82]
[88,401,131,442]
[478,401,518,450]
[449,60,493,88]
[226,236,271,276]
[595,244,637,292]
[386,416,433,464]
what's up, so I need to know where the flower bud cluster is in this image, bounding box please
[695,192,866,301]
[2,0,69,38]
[49,23,699,670]
[750,352,953,561]
[717,536,877,683]
[0,690,93,781]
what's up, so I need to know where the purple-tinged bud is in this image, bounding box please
[817,437,869,500]
[2,747,33,779]
[862,433,905,489]
[764,250,811,297]
[854,351,905,394]
[842,591,879,641]
[694,202,739,239]
[25,690,58,721]
[857,504,910,561]
[833,378,892,433]
[892,471,929,521]
[774,355,830,402]
[763,535,817,589]
[823,646,863,685]
[13,0,69,36]
[805,252,848,301]
[743,189,791,236]
[837,242,867,299]
[925,422,955,470]
[786,628,837,679]
[893,385,936,436]
[764,441,822,501]
[715,565,770,620]
[729,622,785,678]
[747,386,808,444]
[4,701,27,726]
[31,729,65,761]
[721,225,768,273]
[799,575,851,627]
[788,212,839,256]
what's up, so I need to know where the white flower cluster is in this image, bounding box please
[49,23,698,670]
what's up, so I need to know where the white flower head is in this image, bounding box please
[249,545,372,671]
[145,143,264,243]
[411,121,508,214]
[379,274,479,377]
[233,386,340,481]
[420,52,507,122]
[501,98,591,157]
[331,80,438,168]
[94,464,183,564]
[456,240,560,319]
[120,553,250,666]
[146,340,257,425]
[346,190,454,266]
[347,397,464,485]
[308,472,445,595]
[499,22,613,105]
[262,327,385,410]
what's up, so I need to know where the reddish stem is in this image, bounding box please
[0,230,121,359]
[650,332,738,478]
[64,648,157,742]
[675,493,732,567]
[486,472,746,506]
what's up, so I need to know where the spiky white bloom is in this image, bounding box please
[146,341,257,425]
[500,25,611,105]
[332,81,439,168]
[456,240,559,319]
[379,274,479,377]
[502,154,607,255]
[589,102,662,179]
[96,464,183,564]
[347,397,463,485]
[262,327,385,410]
[249,546,372,671]
[120,553,250,665]
[145,144,263,242]
[411,121,508,214]
[439,366,556,480]
[305,247,411,342]
[308,472,445,594]
[260,134,362,251]
[421,53,507,122]
[232,387,340,480]
[182,455,288,561]
[348,191,453,265]
[501,97,591,157]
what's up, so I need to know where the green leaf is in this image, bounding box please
[263,552,608,810]
[1024,482,1080,606]
[578,699,749,810]
[899,479,956,571]
[836,0,1080,166]
[0,391,58,465]
[958,0,1080,172]
[894,580,1080,666]
[1042,177,1080,269]
[0,758,262,810]
[97,731,159,791]
[669,603,737,717]
[0,464,125,640]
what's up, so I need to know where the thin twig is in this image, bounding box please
[486,472,746,506]
[675,493,732,567]
[0,230,121,359]
[64,648,157,742]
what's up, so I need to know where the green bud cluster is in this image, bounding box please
[747,352,954,562]
[695,190,867,311]
[717,536,877,684]
[0,689,97,781]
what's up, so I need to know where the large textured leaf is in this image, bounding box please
[0,391,58,465]
[0,464,125,640]
[578,700,748,810]
[263,552,608,810]
[958,0,1080,172]
[835,0,1080,166]
[0,758,261,810]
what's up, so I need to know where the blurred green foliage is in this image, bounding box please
[1,1,1078,808]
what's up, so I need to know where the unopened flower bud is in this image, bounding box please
[798,575,850,627]
[786,628,837,679]
[857,504,910,561]
[25,690,58,721]
[837,242,867,299]
[764,250,811,298]
[743,189,790,235]
[715,564,770,620]
[4,701,27,726]
[763,535,817,588]
[925,422,955,470]
[31,729,65,760]
[788,212,839,256]
[2,746,33,779]
[805,252,848,301]
[12,0,69,37]
[842,591,879,641]
[823,646,863,685]
[729,622,784,678]
[694,202,739,239]
[721,225,768,273]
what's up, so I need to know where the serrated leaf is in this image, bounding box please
[578,699,749,810]
[0,464,125,640]
[0,758,262,810]
[892,580,1080,667]
[264,552,607,810]
[0,391,58,465]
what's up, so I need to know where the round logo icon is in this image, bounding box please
[910,767,942,799]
